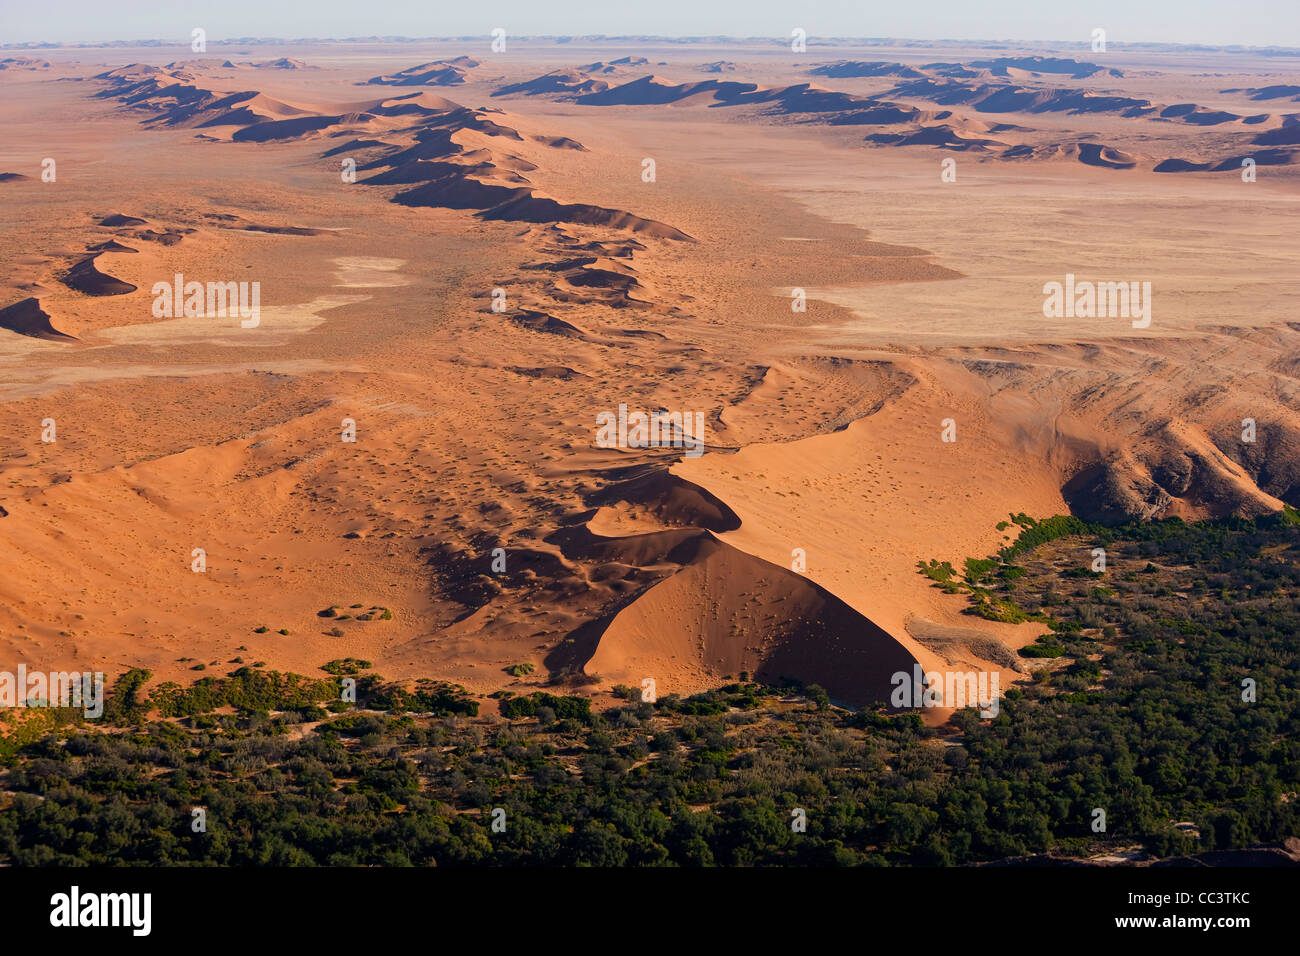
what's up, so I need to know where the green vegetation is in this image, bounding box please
[962,557,1001,583]
[0,514,1296,866]
[997,514,1094,561]
[500,692,591,723]
[1019,635,1066,658]
[322,659,373,677]
[917,558,954,582]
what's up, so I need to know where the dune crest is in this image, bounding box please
[62,253,137,296]
[95,67,693,239]
[365,57,480,87]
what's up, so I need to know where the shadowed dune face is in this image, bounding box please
[0,298,77,341]
[0,40,1298,710]
[62,254,138,296]
[486,55,1300,174]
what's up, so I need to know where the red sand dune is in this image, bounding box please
[98,212,147,226]
[61,254,138,296]
[0,297,77,341]
[494,70,611,98]
[365,58,480,87]
[87,239,139,252]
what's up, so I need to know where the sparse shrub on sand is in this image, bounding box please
[917,559,956,584]
[321,658,373,676]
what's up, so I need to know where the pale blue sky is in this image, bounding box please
[3,0,1297,48]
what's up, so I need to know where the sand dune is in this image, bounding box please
[96,66,326,137]
[61,254,138,296]
[564,72,1028,158]
[0,56,50,70]
[958,56,1121,78]
[531,135,586,150]
[816,56,1117,80]
[585,57,651,70]
[480,194,692,240]
[556,63,1298,172]
[579,532,921,706]
[365,57,480,87]
[572,75,913,116]
[0,298,77,341]
[865,125,1008,149]
[883,75,1262,130]
[95,67,691,238]
[507,365,586,380]
[1155,147,1298,172]
[812,61,928,79]
[201,213,325,236]
[1229,84,1300,101]
[537,465,920,704]
[1153,124,1300,172]
[87,239,140,253]
[508,309,589,338]
[1254,119,1300,146]
[98,213,147,227]
[246,57,315,71]
[1001,142,1139,167]
[574,75,760,106]
[493,69,611,98]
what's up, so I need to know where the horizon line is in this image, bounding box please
[5,35,1300,55]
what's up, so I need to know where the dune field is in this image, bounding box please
[2,37,1299,713]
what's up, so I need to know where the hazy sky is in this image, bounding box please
[3,0,1298,48]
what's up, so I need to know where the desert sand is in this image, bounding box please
[1,37,1297,710]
